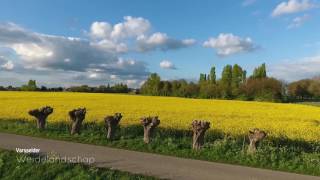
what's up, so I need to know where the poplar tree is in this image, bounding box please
[209,66,216,84]
[221,65,233,98]
[232,64,244,96]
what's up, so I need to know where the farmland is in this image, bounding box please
[1,91,320,176]
[0,91,320,142]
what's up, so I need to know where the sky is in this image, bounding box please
[0,0,319,88]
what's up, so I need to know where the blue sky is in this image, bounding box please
[0,0,319,87]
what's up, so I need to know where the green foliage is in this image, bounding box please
[252,63,267,79]
[140,64,284,102]
[199,73,207,82]
[241,77,283,102]
[12,79,130,93]
[21,80,37,91]
[1,119,319,176]
[67,83,129,93]
[221,65,233,98]
[231,64,244,97]
[288,79,320,101]
[140,73,161,95]
[209,66,216,84]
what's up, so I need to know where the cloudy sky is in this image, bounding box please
[0,0,319,87]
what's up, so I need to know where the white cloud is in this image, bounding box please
[2,60,14,70]
[203,33,257,56]
[89,16,150,53]
[111,16,151,40]
[0,56,14,70]
[126,79,138,87]
[11,43,53,60]
[269,55,320,81]
[90,16,150,40]
[137,32,196,52]
[272,0,316,17]
[110,74,117,79]
[0,22,41,44]
[0,22,149,87]
[64,58,71,63]
[160,60,176,70]
[90,21,112,39]
[182,39,196,45]
[89,73,98,79]
[92,39,128,53]
[287,14,310,28]
[1,60,14,70]
[0,17,195,87]
[89,17,194,53]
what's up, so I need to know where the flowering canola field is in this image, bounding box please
[0,91,319,142]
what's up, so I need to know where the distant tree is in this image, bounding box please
[7,86,14,90]
[178,80,189,97]
[185,82,199,98]
[112,83,129,93]
[140,73,161,95]
[221,65,233,98]
[171,80,181,97]
[28,80,37,89]
[241,77,283,102]
[209,66,216,84]
[199,73,207,83]
[51,87,64,92]
[252,63,267,79]
[40,86,48,91]
[242,70,247,83]
[161,81,172,96]
[288,79,312,100]
[139,63,287,102]
[231,64,244,96]
[199,82,219,99]
[21,80,37,91]
[308,80,320,97]
[97,85,106,93]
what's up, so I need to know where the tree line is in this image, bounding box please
[2,63,320,102]
[287,78,320,101]
[140,63,317,102]
[0,80,130,94]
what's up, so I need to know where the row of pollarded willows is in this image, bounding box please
[28,106,267,153]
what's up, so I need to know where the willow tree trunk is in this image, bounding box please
[28,106,53,130]
[141,116,160,144]
[105,113,122,140]
[191,120,210,150]
[37,116,46,129]
[69,108,86,135]
[71,121,82,135]
[247,128,267,154]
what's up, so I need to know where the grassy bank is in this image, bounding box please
[0,119,319,176]
[0,149,157,180]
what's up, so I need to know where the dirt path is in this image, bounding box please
[0,132,318,180]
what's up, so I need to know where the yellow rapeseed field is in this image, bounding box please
[0,91,319,142]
